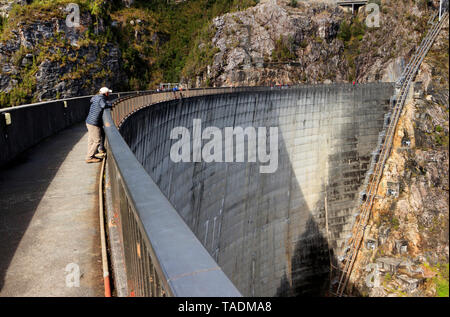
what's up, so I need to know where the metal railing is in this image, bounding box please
[332,10,448,297]
[0,92,135,167]
[103,87,270,297]
[105,82,398,296]
[109,86,275,128]
[105,83,383,296]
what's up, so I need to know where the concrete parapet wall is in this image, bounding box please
[0,92,135,167]
[0,97,91,167]
[120,83,394,296]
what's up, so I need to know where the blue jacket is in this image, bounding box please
[86,94,111,127]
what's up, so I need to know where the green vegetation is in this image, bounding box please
[337,17,366,81]
[90,0,110,34]
[0,41,40,107]
[123,0,258,86]
[337,21,352,42]
[0,0,259,107]
[434,263,449,297]
[0,0,91,42]
[0,62,38,107]
[288,0,298,8]
[424,262,449,297]
[0,0,118,107]
[390,216,400,230]
[432,125,449,147]
[271,36,296,62]
[98,0,259,88]
[434,134,449,147]
[182,23,220,85]
[383,272,392,285]
[0,15,6,34]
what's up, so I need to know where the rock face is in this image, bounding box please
[0,3,127,106]
[185,0,347,87]
[0,0,28,18]
[345,22,449,297]
[349,96,449,297]
[183,0,441,88]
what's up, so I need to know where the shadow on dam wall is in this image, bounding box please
[119,83,394,296]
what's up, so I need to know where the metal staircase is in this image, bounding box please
[331,9,449,297]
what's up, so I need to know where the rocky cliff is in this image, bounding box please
[181,0,444,87]
[0,1,127,107]
[0,0,258,107]
[183,0,346,86]
[345,20,449,297]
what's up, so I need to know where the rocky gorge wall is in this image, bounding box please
[184,0,441,88]
[0,1,127,107]
[120,83,394,296]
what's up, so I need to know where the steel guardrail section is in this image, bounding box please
[108,82,394,297]
[110,83,395,128]
[103,108,242,297]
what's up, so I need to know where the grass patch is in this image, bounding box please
[428,263,449,297]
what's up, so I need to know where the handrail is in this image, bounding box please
[103,87,262,296]
[0,90,142,167]
[105,83,392,296]
[0,91,138,114]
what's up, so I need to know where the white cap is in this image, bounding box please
[99,87,112,94]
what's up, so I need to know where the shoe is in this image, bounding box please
[86,158,102,163]
[95,152,106,159]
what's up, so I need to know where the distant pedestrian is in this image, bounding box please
[85,87,112,163]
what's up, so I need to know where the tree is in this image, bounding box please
[90,0,108,34]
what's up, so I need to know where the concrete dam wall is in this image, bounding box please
[120,83,394,296]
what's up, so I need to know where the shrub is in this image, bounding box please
[0,92,10,108]
[271,36,296,62]
[391,217,400,230]
[432,263,449,297]
[338,21,352,42]
[351,18,366,38]
[182,22,220,83]
[384,273,392,282]
[0,15,6,33]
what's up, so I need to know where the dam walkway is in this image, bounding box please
[0,123,103,296]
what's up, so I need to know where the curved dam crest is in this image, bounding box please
[120,83,394,296]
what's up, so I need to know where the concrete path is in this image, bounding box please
[0,123,103,297]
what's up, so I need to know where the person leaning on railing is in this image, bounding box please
[85,87,112,163]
